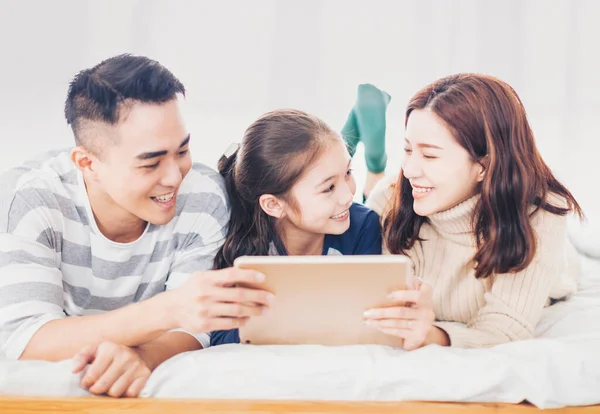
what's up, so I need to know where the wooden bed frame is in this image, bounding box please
[1,397,599,413]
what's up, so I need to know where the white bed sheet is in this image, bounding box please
[1,257,599,408]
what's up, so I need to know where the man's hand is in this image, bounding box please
[72,342,151,398]
[167,267,275,333]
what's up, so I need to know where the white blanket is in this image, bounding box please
[1,257,599,408]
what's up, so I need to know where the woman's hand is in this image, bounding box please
[363,280,438,350]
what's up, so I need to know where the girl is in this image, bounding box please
[211,109,382,345]
[364,73,583,351]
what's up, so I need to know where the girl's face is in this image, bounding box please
[282,137,356,237]
[403,109,485,216]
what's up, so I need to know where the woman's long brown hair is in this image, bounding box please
[383,74,583,279]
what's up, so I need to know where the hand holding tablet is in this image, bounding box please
[233,255,411,347]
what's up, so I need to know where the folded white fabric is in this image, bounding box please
[141,334,600,408]
[0,359,89,397]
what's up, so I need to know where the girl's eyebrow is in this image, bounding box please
[317,159,351,186]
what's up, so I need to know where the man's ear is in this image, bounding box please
[71,146,100,181]
[259,194,286,219]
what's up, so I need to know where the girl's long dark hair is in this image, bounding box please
[213,109,335,270]
[384,73,583,279]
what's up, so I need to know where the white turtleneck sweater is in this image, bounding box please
[366,175,580,348]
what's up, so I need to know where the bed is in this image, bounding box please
[1,396,600,413]
[1,218,599,413]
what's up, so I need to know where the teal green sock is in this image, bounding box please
[341,84,391,174]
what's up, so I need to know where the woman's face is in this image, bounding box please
[402,109,484,216]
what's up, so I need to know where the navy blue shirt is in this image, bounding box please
[209,202,382,346]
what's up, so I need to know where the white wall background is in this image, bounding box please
[1,0,599,212]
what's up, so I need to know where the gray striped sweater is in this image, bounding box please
[0,150,229,359]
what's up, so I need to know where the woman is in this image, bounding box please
[363,73,583,350]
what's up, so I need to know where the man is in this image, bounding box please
[0,54,272,397]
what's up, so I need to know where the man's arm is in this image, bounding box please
[5,175,271,366]
[16,251,271,363]
[135,330,202,370]
[116,175,238,369]
[0,184,187,361]
[0,186,189,360]
[69,330,203,398]
[67,265,271,397]
[19,288,180,361]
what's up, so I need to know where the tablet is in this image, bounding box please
[233,255,410,347]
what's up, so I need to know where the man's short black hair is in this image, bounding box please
[64,54,185,151]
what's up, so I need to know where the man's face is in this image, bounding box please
[87,98,192,227]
